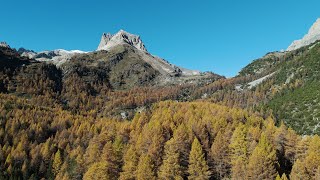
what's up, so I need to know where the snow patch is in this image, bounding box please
[24,49,87,66]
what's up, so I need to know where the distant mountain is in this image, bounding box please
[0,37,223,119]
[96,30,201,77]
[64,43,222,90]
[98,30,147,52]
[287,18,320,51]
[19,48,86,66]
[16,30,204,78]
[0,42,10,48]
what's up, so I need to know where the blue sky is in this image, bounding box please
[1,0,320,77]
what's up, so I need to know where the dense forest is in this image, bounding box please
[1,94,320,179]
[1,41,320,179]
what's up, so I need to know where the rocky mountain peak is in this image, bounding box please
[287,18,320,51]
[0,42,10,48]
[97,30,147,52]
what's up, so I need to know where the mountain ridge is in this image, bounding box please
[97,30,147,52]
[14,29,203,78]
[287,18,320,51]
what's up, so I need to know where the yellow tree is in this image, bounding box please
[210,130,231,179]
[136,154,156,180]
[247,133,277,180]
[304,135,320,178]
[158,138,183,180]
[172,123,192,175]
[52,150,62,176]
[276,173,288,180]
[188,138,210,180]
[290,159,308,180]
[101,138,123,179]
[83,162,110,180]
[119,145,139,180]
[229,123,248,179]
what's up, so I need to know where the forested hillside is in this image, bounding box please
[195,41,320,135]
[1,34,320,179]
[1,94,319,179]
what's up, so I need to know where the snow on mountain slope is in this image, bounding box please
[15,29,201,76]
[287,18,320,51]
[0,42,10,48]
[20,49,87,66]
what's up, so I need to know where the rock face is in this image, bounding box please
[18,48,37,59]
[19,48,86,66]
[96,30,201,76]
[287,18,320,51]
[0,42,10,48]
[33,49,87,66]
[97,30,147,52]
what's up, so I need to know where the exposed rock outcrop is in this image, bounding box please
[287,18,320,51]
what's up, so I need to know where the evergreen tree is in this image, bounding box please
[315,166,320,180]
[136,154,156,180]
[83,162,111,180]
[281,173,288,180]
[295,136,311,161]
[53,150,62,176]
[84,138,101,166]
[187,138,210,180]
[247,133,277,180]
[210,130,231,179]
[120,145,139,180]
[304,135,320,178]
[172,123,192,176]
[229,124,248,179]
[290,159,309,180]
[101,139,123,179]
[158,138,183,180]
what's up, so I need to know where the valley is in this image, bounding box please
[1,18,320,179]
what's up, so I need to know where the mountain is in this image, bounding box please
[287,18,320,51]
[63,43,222,90]
[0,42,10,48]
[59,30,222,91]
[98,30,147,52]
[196,39,320,134]
[17,30,205,78]
[19,48,86,66]
[0,42,35,72]
[1,23,320,180]
[96,30,202,77]
[0,34,223,119]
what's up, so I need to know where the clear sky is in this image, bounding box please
[1,0,320,77]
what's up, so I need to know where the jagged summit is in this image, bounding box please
[97,30,147,52]
[0,42,10,48]
[287,18,320,51]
